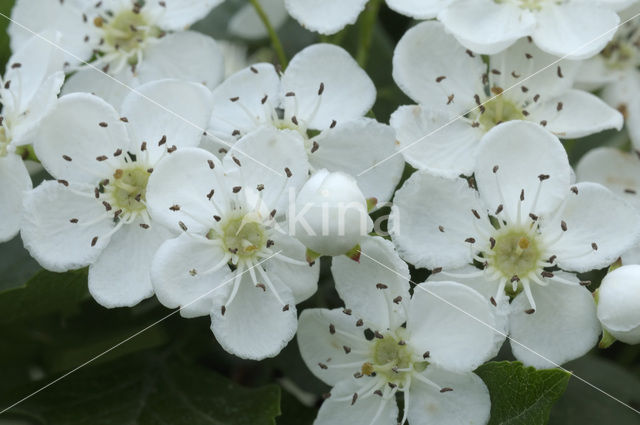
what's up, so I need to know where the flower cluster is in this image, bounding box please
[3,0,640,424]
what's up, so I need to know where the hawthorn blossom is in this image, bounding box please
[391,21,623,177]
[437,0,625,59]
[298,237,498,425]
[206,43,404,204]
[597,265,640,345]
[21,79,213,307]
[0,34,65,242]
[390,121,640,368]
[576,146,640,263]
[10,0,225,106]
[146,129,319,360]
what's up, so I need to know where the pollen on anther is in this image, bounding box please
[207,190,215,200]
[179,221,188,231]
[438,225,445,232]
[284,167,292,177]
[232,186,242,193]
[561,220,567,231]
[91,236,98,247]
[62,155,72,162]
[376,283,388,289]
[591,242,598,251]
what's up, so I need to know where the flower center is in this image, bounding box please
[486,227,543,289]
[362,331,427,385]
[210,213,268,260]
[476,94,525,131]
[105,166,150,214]
[94,9,161,65]
[495,0,560,11]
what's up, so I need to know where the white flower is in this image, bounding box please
[437,0,623,59]
[145,128,319,360]
[597,265,640,345]
[298,237,497,425]
[576,146,640,264]
[0,34,65,242]
[207,43,404,204]
[20,79,213,308]
[10,0,225,106]
[391,21,623,178]
[390,121,640,368]
[228,0,288,40]
[292,169,372,256]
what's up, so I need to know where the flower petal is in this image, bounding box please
[392,21,484,115]
[281,44,375,129]
[88,222,171,308]
[527,90,623,139]
[21,181,115,272]
[210,272,298,359]
[390,105,483,177]
[597,265,640,344]
[284,0,368,35]
[136,31,225,91]
[475,121,571,221]
[150,233,234,318]
[509,280,600,368]
[154,0,224,30]
[332,236,411,330]
[0,154,32,242]
[311,118,404,203]
[62,66,138,108]
[386,0,448,19]
[390,171,484,269]
[408,367,490,425]
[408,281,500,373]
[34,93,131,184]
[297,308,371,386]
[228,0,288,39]
[543,182,640,273]
[438,0,535,55]
[533,3,619,60]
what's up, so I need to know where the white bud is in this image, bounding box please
[290,169,372,256]
[597,265,640,345]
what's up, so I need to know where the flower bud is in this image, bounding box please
[291,169,373,256]
[597,265,640,345]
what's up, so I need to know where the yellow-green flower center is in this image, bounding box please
[107,166,150,213]
[209,214,268,259]
[601,41,636,70]
[477,94,525,131]
[362,332,427,384]
[96,10,161,64]
[487,227,543,285]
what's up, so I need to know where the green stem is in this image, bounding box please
[249,0,288,69]
[356,0,382,68]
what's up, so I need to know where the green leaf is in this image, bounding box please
[550,355,640,425]
[476,361,571,425]
[0,270,88,325]
[6,351,281,425]
[0,0,14,70]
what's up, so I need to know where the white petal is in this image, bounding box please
[390,105,483,177]
[475,121,571,221]
[9,0,95,65]
[544,182,640,273]
[281,44,375,129]
[120,79,213,163]
[438,0,535,55]
[62,66,138,108]
[408,281,500,373]
[314,379,399,425]
[210,272,298,359]
[136,31,224,91]
[597,265,640,344]
[262,232,319,303]
[146,147,226,234]
[154,0,223,30]
[0,154,32,242]
[228,0,288,39]
[509,281,600,368]
[575,147,640,210]
[601,71,640,118]
[409,367,490,425]
[527,90,623,139]
[392,21,484,115]
[297,308,371,386]
[385,0,448,19]
[21,181,115,272]
[88,222,171,308]
[207,63,281,144]
[533,3,619,60]
[150,233,234,318]
[223,127,309,213]
[284,0,368,35]
[311,118,404,203]
[332,237,410,330]
[34,93,131,184]
[390,171,484,269]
